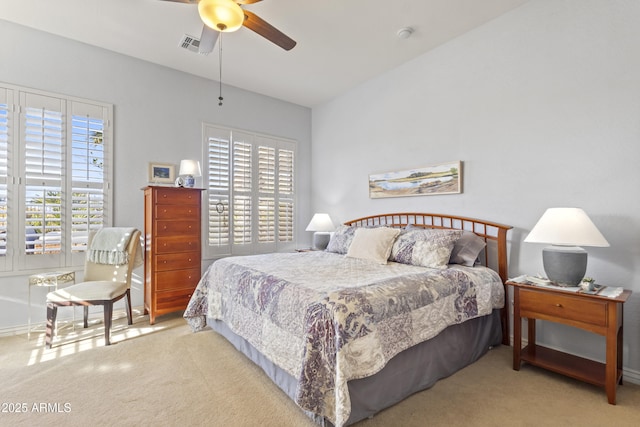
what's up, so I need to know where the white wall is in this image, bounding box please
[0,20,312,333]
[312,0,640,377]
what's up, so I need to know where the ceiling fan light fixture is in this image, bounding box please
[198,0,245,33]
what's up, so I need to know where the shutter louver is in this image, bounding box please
[278,199,294,242]
[278,148,294,242]
[0,95,8,259]
[278,149,294,195]
[258,146,275,192]
[233,141,252,192]
[258,197,275,242]
[233,140,252,245]
[208,196,229,246]
[233,195,252,244]
[71,110,105,251]
[24,103,63,255]
[207,136,230,250]
[208,138,229,192]
[258,145,276,243]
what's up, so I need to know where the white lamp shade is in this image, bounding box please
[179,160,202,177]
[305,213,335,232]
[524,208,609,247]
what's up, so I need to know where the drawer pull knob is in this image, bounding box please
[555,303,562,308]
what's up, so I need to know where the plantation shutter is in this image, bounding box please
[202,124,297,258]
[0,83,113,273]
[278,147,295,243]
[20,92,65,269]
[258,145,276,245]
[0,89,10,269]
[232,134,253,253]
[205,126,231,256]
[68,101,110,264]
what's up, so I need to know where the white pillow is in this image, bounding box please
[346,227,401,264]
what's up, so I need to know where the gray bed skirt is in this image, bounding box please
[209,309,502,426]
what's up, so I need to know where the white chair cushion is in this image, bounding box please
[47,281,128,303]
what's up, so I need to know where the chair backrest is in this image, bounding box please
[83,229,141,286]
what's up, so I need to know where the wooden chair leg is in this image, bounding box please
[46,304,57,349]
[83,306,89,328]
[125,289,133,326]
[104,302,113,346]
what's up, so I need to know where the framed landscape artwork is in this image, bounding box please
[369,161,462,199]
[148,162,175,184]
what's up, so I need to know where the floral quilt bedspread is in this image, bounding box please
[184,251,504,427]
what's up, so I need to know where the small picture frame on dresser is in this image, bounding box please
[148,162,175,184]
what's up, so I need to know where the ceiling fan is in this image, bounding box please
[161,0,296,54]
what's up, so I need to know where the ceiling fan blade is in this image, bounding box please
[199,24,219,54]
[242,10,296,51]
[235,0,263,4]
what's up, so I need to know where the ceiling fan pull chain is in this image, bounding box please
[218,33,224,106]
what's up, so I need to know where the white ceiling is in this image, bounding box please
[0,0,529,108]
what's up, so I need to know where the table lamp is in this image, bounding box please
[178,159,201,188]
[524,207,609,286]
[305,213,335,250]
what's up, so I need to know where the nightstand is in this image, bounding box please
[507,280,631,404]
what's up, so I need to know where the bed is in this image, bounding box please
[184,213,512,426]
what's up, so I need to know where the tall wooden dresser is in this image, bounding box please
[143,186,203,324]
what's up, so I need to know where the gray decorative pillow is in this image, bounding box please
[325,225,356,254]
[449,231,486,266]
[390,229,463,269]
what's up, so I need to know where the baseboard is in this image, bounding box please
[0,306,146,338]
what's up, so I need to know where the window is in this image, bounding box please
[203,124,296,257]
[0,83,112,273]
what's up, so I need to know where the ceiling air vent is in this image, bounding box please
[179,34,200,53]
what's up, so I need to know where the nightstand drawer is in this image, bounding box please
[520,289,607,327]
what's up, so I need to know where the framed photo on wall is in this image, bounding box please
[369,161,462,199]
[148,162,175,184]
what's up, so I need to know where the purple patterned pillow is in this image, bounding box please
[390,229,463,269]
[325,225,356,254]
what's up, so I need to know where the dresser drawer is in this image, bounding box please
[154,288,195,312]
[520,289,608,327]
[154,188,200,205]
[154,252,200,272]
[155,204,200,220]
[155,220,199,236]
[154,235,200,253]
[155,268,201,291]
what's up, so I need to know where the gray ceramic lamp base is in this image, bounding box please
[542,246,588,286]
[312,232,331,251]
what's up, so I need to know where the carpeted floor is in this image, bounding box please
[1,310,639,426]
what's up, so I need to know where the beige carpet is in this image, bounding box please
[1,311,639,427]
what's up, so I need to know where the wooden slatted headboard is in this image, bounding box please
[344,212,513,345]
